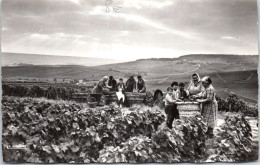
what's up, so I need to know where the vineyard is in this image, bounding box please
[2,83,92,100]
[2,95,258,163]
[2,84,259,116]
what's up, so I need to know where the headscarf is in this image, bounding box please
[103,76,109,81]
[190,73,201,83]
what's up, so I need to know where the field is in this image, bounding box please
[1,54,259,163]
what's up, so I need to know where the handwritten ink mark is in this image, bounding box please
[105,0,122,13]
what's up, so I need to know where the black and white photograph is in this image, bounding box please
[1,0,259,163]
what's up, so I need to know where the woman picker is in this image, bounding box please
[187,73,205,97]
[193,76,218,138]
[92,76,112,94]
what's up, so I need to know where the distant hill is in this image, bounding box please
[2,65,127,80]
[1,54,258,102]
[2,54,258,80]
[92,54,258,75]
[1,52,127,66]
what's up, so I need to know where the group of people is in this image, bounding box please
[164,73,217,138]
[92,75,146,94]
[92,75,146,107]
[92,73,217,138]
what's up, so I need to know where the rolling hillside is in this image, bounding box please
[1,52,127,66]
[2,54,258,102]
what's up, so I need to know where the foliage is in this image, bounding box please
[98,115,208,163]
[216,92,258,117]
[145,90,154,107]
[2,96,164,163]
[2,84,90,101]
[207,114,254,162]
[2,95,257,163]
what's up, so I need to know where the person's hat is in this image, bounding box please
[137,75,142,78]
[119,78,123,81]
[109,76,113,79]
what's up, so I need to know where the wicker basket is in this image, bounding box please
[176,101,201,118]
[88,97,98,108]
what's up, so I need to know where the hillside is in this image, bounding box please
[1,65,127,81]
[2,54,258,102]
[92,54,258,76]
[1,52,126,66]
[2,54,258,80]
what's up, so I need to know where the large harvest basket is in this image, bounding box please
[176,101,201,118]
[88,97,98,108]
[90,94,106,106]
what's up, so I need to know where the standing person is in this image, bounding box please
[125,75,136,92]
[137,75,146,93]
[116,78,125,108]
[170,81,180,119]
[108,76,117,91]
[187,73,205,97]
[195,76,218,138]
[164,87,178,129]
[179,82,188,100]
[92,76,111,94]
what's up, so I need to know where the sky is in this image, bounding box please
[1,0,259,60]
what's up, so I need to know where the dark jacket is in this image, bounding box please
[137,79,146,93]
[125,77,136,92]
[108,79,117,91]
[179,89,188,100]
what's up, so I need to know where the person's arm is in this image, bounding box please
[197,89,214,103]
[165,94,177,103]
[184,91,188,99]
[103,81,112,89]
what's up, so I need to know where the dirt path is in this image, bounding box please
[205,112,258,160]
[215,72,227,83]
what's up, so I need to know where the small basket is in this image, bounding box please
[88,97,98,108]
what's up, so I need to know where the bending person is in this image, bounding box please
[92,76,111,94]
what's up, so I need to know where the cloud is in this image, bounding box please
[221,36,236,40]
[89,6,197,39]
[1,0,258,59]
[122,0,173,9]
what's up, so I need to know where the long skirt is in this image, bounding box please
[201,100,217,128]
